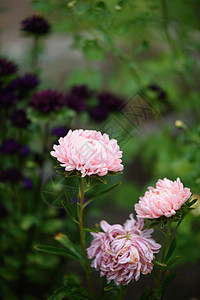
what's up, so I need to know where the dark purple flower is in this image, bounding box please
[70,85,92,99]
[30,90,64,113]
[148,84,167,101]
[0,139,20,154]
[51,127,69,137]
[21,15,51,35]
[7,74,39,99]
[97,92,123,111]
[0,89,17,108]
[9,109,30,128]
[23,177,33,189]
[20,73,39,90]
[64,94,87,112]
[0,168,23,185]
[20,145,30,156]
[89,105,109,122]
[0,57,18,77]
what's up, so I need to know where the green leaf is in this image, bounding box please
[166,237,177,262]
[83,227,99,233]
[153,261,167,268]
[140,286,153,300]
[84,182,121,208]
[47,285,71,300]
[161,272,178,298]
[167,256,180,267]
[82,39,105,61]
[54,233,83,262]
[61,201,79,224]
[34,245,79,261]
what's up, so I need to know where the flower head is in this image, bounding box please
[97,92,123,111]
[21,15,51,35]
[87,214,161,285]
[0,139,20,154]
[51,129,123,177]
[0,168,23,185]
[30,90,64,113]
[64,94,87,112]
[135,178,191,219]
[0,89,17,108]
[0,58,18,77]
[51,127,69,137]
[89,105,109,122]
[9,109,30,128]
[70,85,92,99]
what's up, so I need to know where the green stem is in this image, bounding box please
[119,284,125,300]
[153,221,172,299]
[31,35,39,73]
[79,178,94,294]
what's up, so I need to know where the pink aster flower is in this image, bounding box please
[50,129,123,177]
[87,214,161,285]
[135,178,191,219]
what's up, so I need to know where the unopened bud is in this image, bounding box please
[175,120,184,129]
[68,0,76,8]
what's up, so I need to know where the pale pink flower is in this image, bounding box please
[135,178,191,219]
[87,214,161,286]
[50,129,123,177]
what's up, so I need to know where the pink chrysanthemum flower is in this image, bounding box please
[87,214,161,285]
[135,178,191,219]
[50,129,123,177]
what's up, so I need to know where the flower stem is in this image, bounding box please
[153,221,172,299]
[119,284,125,300]
[31,35,39,73]
[79,177,94,294]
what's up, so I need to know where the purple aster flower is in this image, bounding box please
[30,90,64,113]
[70,85,92,99]
[9,109,30,128]
[0,89,17,108]
[20,145,30,156]
[0,168,23,185]
[64,94,87,112]
[148,84,167,101]
[0,57,18,77]
[21,15,51,35]
[97,92,123,111]
[23,177,33,189]
[0,139,20,154]
[20,73,39,89]
[51,127,69,137]
[89,105,109,122]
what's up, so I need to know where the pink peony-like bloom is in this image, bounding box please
[87,214,161,285]
[135,178,191,219]
[50,129,123,177]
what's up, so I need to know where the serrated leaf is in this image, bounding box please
[165,237,177,262]
[34,245,79,261]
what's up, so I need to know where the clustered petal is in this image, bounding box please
[87,214,161,285]
[135,178,191,219]
[51,129,123,177]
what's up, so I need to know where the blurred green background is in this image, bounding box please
[0,0,200,299]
